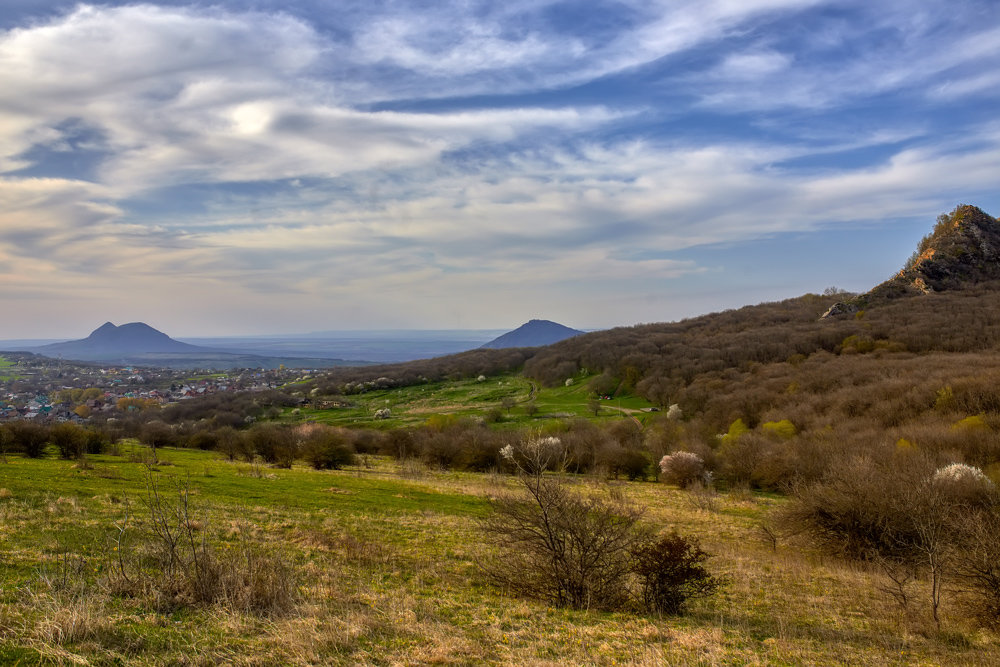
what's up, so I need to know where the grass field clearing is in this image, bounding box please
[1,447,996,665]
[289,374,658,430]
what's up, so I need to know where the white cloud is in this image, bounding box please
[690,4,1000,112]
[715,50,792,79]
[0,4,621,195]
[0,1,998,335]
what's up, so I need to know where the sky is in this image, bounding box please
[1,0,999,337]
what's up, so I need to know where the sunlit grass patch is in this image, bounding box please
[0,447,997,664]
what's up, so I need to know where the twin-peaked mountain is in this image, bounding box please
[39,322,207,358]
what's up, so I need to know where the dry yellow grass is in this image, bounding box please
[0,450,997,665]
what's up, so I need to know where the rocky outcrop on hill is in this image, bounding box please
[823,205,1000,318]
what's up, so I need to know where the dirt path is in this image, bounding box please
[606,405,644,430]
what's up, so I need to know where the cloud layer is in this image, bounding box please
[1,1,999,336]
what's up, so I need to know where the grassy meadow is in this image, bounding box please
[288,373,657,430]
[0,355,18,382]
[1,446,998,665]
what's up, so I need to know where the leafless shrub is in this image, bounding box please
[482,439,721,614]
[481,439,645,610]
[757,522,779,552]
[781,454,1000,629]
[684,481,718,512]
[951,507,1000,629]
[481,473,643,610]
[103,468,297,616]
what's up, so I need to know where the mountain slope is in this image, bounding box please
[309,205,1000,406]
[824,204,1000,316]
[480,320,584,349]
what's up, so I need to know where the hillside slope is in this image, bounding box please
[308,205,1000,413]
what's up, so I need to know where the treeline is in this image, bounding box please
[523,293,857,400]
[0,414,658,480]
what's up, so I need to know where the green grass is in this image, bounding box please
[178,372,230,383]
[0,354,21,382]
[0,448,997,665]
[289,373,658,429]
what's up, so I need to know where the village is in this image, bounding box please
[0,351,310,422]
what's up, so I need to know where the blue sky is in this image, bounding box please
[1,1,999,337]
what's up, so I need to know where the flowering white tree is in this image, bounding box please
[659,451,706,488]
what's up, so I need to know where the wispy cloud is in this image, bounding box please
[0,1,998,335]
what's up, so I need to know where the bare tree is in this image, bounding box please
[481,437,645,609]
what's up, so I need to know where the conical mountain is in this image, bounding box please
[481,320,584,349]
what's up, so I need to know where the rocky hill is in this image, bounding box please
[480,320,584,349]
[824,204,1000,316]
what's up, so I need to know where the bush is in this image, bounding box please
[187,430,219,451]
[631,531,721,614]
[482,476,643,609]
[106,470,298,616]
[83,429,108,455]
[780,455,927,562]
[781,454,1000,627]
[481,439,644,610]
[761,419,796,440]
[454,429,504,472]
[50,423,86,459]
[600,446,650,481]
[247,423,297,467]
[302,428,355,470]
[481,438,722,613]
[141,420,177,448]
[952,507,1000,629]
[932,463,995,505]
[8,421,49,458]
[659,451,706,488]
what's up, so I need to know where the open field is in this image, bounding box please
[0,355,20,382]
[288,374,657,430]
[1,447,997,665]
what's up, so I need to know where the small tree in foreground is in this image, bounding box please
[483,438,642,609]
[631,531,721,614]
[781,455,999,629]
[481,437,721,613]
[952,507,1000,629]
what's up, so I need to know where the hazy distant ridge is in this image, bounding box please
[25,322,359,369]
